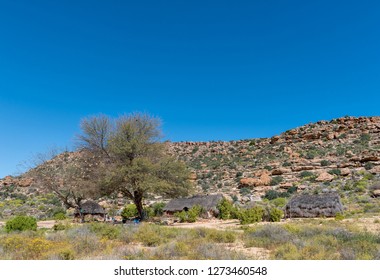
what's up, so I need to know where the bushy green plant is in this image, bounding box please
[287,186,298,194]
[206,230,236,243]
[270,208,284,222]
[121,204,138,220]
[187,205,203,222]
[217,198,239,220]
[238,206,264,225]
[263,190,290,200]
[5,216,37,232]
[174,205,203,223]
[54,212,66,221]
[89,223,121,240]
[271,197,287,208]
[53,222,67,231]
[300,171,315,178]
[364,162,374,170]
[152,202,166,217]
[320,160,331,167]
[270,176,283,186]
[335,212,345,221]
[328,169,341,176]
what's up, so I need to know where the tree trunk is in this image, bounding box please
[133,190,144,220]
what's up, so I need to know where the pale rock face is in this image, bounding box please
[340,168,351,176]
[315,171,335,182]
[372,189,380,197]
[370,165,380,174]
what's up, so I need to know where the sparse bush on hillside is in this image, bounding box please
[270,176,283,186]
[328,169,341,176]
[263,190,290,200]
[300,171,315,178]
[320,160,331,167]
[364,162,374,170]
[5,216,37,233]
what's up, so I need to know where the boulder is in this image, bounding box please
[340,168,351,176]
[315,171,334,182]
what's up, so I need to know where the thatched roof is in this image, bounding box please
[163,194,224,212]
[76,200,105,215]
[285,193,343,218]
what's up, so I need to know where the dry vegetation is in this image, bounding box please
[0,217,379,260]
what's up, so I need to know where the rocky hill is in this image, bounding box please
[169,116,380,202]
[1,116,380,218]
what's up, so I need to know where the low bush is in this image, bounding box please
[175,205,203,223]
[270,176,283,186]
[206,230,236,243]
[5,216,37,232]
[89,223,121,240]
[54,212,66,221]
[121,204,138,220]
[238,206,264,225]
[270,208,284,222]
[217,198,239,220]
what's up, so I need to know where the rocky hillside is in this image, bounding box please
[1,116,380,218]
[169,116,380,202]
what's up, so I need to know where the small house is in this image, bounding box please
[285,193,343,218]
[75,200,106,222]
[163,194,224,218]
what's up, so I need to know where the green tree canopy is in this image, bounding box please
[78,112,193,219]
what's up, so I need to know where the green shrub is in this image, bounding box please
[328,169,341,176]
[287,186,298,194]
[174,211,188,223]
[217,198,238,220]
[320,160,331,167]
[300,171,314,178]
[360,133,371,143]
[335,212,345,221]
[5,216,37,232]
[89,223,121,240]
[270,176,283,186]
[53,222,67,231]
[264,165,273,171]
[206,230,236,243]
[174,205,203,223]
[239,187,250,196]
[135,224,162,246]
[121,204,138,220]
[238,206,264,225]
[54,212,66,221]
[187,205,203,222]
[364,162,374,170]
[271,197,287,208]
[270,208,284,222]
[152,202,166,217]
[263,190,290,200]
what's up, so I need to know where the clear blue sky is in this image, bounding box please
[1,0,379,177]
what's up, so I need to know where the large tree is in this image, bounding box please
[78,112,193,219]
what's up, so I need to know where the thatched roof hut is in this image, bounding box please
[75,200,106,216]
[163,194,224,217]
[285,193,343,218]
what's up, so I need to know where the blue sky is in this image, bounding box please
[1,0,379,177]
